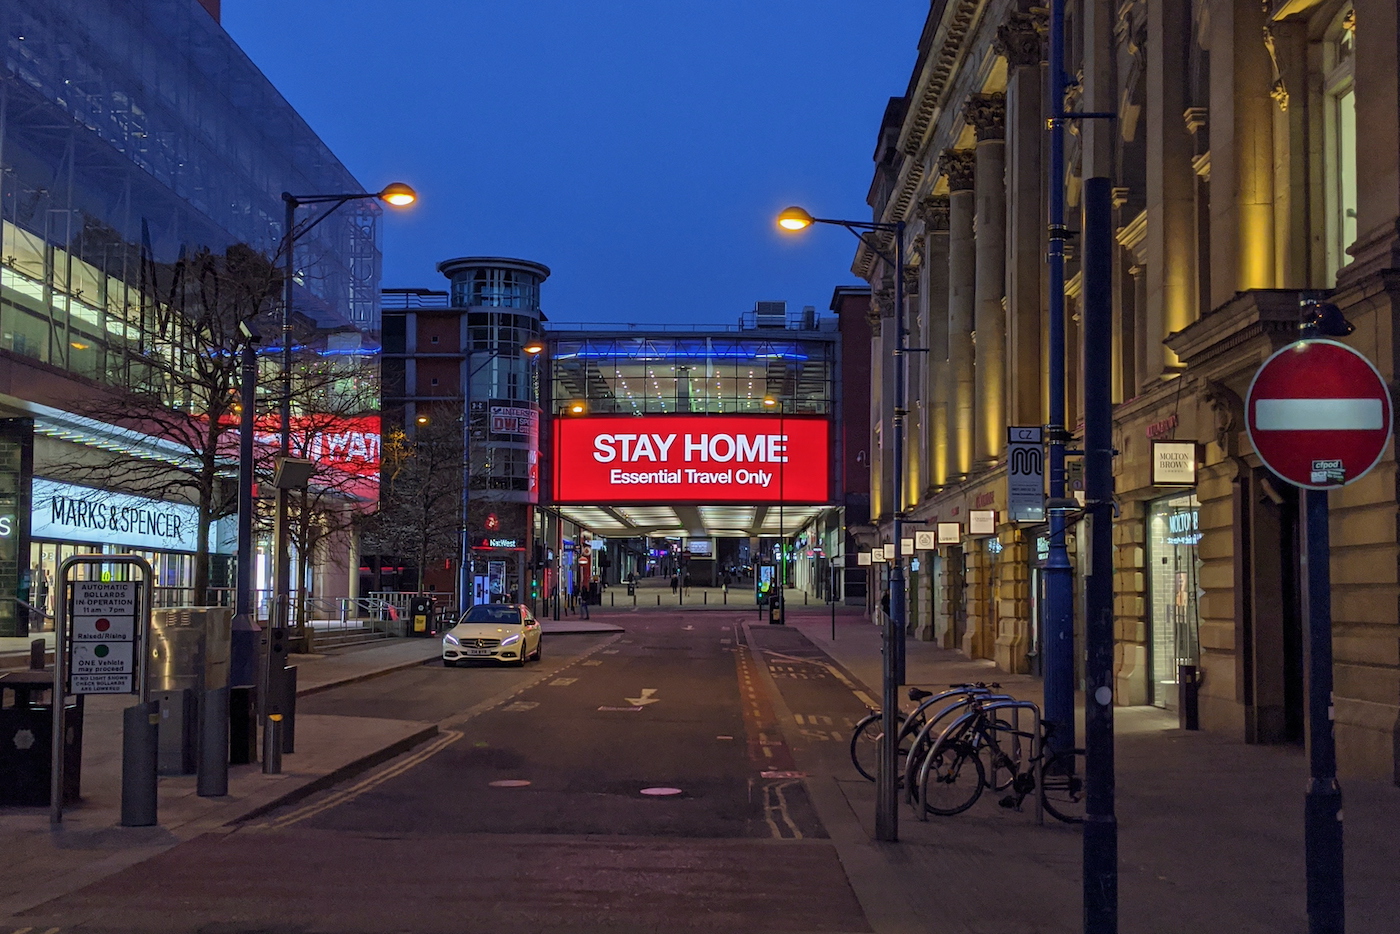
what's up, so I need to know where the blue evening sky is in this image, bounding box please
[222,1,928,327]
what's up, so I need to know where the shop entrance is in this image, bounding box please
[1147,493,1203,710]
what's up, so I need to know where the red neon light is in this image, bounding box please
[552,415,830,505]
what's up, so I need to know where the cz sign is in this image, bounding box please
[1246,339,1393,490]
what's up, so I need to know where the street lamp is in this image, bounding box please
[777,204,906,842]
[265,183,416,774]
[458,340,544,612]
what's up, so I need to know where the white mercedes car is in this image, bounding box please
[442,603,542,667]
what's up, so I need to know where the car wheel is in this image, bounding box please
[534,638,543,662]
[512,648,527,668]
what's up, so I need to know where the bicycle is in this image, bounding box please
[849,682,1001,784]
[913,699,1085,824]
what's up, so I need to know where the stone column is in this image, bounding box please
[1352,0,1400,256]
[997,9,1046,428]
[967,93,1007,466]
[940,149,978,479]
[1208,0,1276,309]
[866,299,885,522]
[1145,0,1197,379]
[920,197,951,488]
[902,265,922,506]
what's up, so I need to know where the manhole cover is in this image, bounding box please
[640,787,683,796]
[489,779,532,788]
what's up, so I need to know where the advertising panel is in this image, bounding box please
[552,415,830,504]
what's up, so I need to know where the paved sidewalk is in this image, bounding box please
[777,607,1400,934]
[0,638,444,921]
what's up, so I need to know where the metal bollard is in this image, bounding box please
[282,666,298,754]
[657,594,661,607]
[121,701,160,827]
[610,592,615,607]
[197,685,229,797]
[703,591,707,605]
[804,591,808,605]
[262,714,283,774]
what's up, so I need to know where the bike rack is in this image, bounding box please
[971,698,1044,825]
[907,693,1016,815]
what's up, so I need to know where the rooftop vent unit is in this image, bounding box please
[754,301,787,328]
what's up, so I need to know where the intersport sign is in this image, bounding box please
[552,415,830,504]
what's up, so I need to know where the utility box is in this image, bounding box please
[148,607,233,775]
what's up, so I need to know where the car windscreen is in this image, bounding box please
[459,605,522,625]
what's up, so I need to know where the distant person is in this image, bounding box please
[670,573,679,594]
[880,589,891,619]
[579,584,590,620]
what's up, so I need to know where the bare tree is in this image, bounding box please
[363,420,463,593]
[55,243,281,604]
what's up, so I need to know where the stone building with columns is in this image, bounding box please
[858,0,1400,782]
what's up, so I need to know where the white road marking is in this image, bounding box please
[548,677,577,686]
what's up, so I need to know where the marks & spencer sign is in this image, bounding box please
[552,415,830,504]
[32,479,202,552]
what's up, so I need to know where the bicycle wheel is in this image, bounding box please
[976,719,1023,792]
[918,739,986,816]
[849,712,908,782]
[1040,747,1087,824]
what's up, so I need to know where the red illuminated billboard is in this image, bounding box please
[552,415,830,504]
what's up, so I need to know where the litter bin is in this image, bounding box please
[768,595,784,625]
[409,597,435,637]
[0,671,83,806]
[626,582,636,597]
[1178,664,1201,730]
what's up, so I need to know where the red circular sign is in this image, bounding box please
[1246,339,1393,489]
[95,618,111,632]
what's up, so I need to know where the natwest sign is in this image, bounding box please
[553,415,830,504]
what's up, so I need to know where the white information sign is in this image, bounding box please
[1006,426,1046,523]
[72,615,136,642]
[72,582,139,616]
[68,580,140,695]
[70,641,134,674]
[915,530,937,550]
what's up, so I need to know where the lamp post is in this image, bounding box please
[778,205,906,842]
[763,394,787,617]
[265,183,415,773]
[458,340,544,612]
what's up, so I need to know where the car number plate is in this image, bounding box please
[465,648,493,656]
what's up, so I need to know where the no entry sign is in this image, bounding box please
[1246,339,1394,489]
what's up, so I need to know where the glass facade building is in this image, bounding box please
[0,0,382,633]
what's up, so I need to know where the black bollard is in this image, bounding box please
[121,701,160,827]
[197,685,229,797]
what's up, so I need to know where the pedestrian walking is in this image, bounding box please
[579,583,590,620]
[670,573,679,594]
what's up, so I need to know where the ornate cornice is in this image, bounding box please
[994,9,1046,69]
[964,93,1006,142]
[938,150,977,192]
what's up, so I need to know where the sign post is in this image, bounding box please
[1246,337,1393,934]
[52,555,154,825]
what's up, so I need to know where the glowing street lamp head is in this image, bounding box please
[567,401,587,416]
[777,206,814,231]
[379,182,418,207]
[522,339,545,356]
[762,395,779,408]
[415,414,430,426]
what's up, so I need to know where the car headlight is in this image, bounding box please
[443,634,460,646]
[499,634,521,646]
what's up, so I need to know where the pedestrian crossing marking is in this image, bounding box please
[581,660,603,666]
[548,677,577,686]
[502,700,539,712]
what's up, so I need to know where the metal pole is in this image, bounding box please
[1081,176,1118,933]
[49,568,68,825]
[1043,0,1076,758]
[267,193,296,750]
[231,337,260,695]
[459,350,474,609]
[876,220,907,842]
[1303,486,1345,933]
